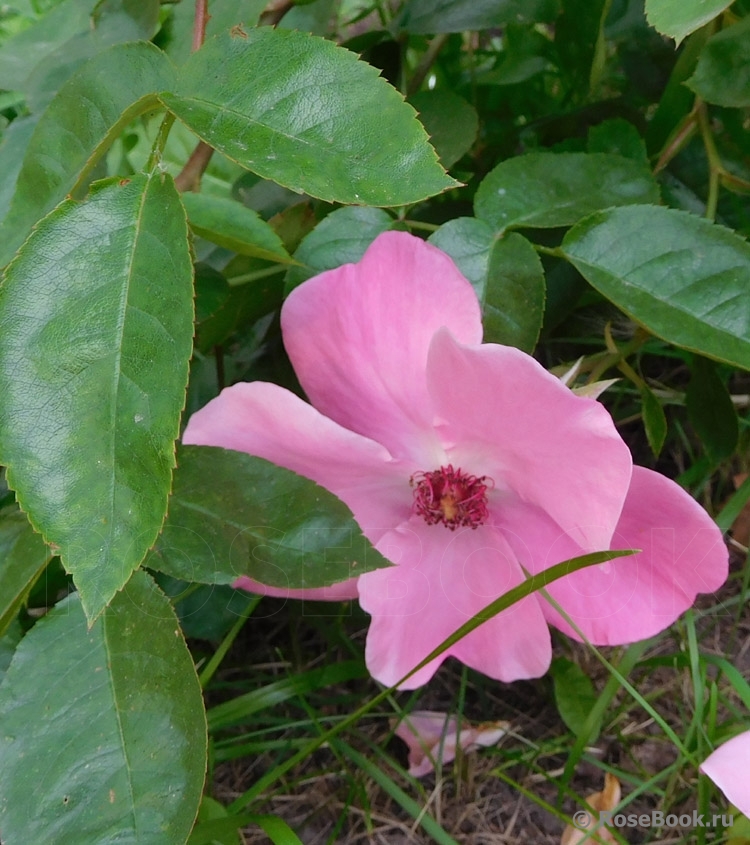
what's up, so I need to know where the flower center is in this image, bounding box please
[410,465,491,530]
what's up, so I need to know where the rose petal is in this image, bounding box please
[358,522,551,688]
[426,329,633,551]
[499,467,728,643]
[281,231,483,462]
[701,731,750,817]
[394,711,508,777]
[183,381,413,545]
[232,575,360,601]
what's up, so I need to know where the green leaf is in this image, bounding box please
[429,217,545,350]
[641,385,668,458]
[474,152,659,233]
[149,445,392,588]
[483,233,545,351]
[645,0,733,44]
[160,28,457,206]
[24,0,162,111]
[285,206,395,293]
[194,264,232,331]
[408,90,478,169]
[0,115,37,228]
[393,0,560,34]
[587,118,649,165]
[194,270,285,352]
[0,619,23,686]
[0,508,52,636]
[162,0,269,67]
[0,0,91,93]
[429,216,495,291]
[0,41,175,267]
[685,356,739,463]
[0,570,207,844]
[181,192,292,261]
[687,16,750,107]
[189,796,243,845]
[0,173,194,621]
[561,205,750,371]
[92,0,161,36]
[550,657,603,740]
[555,0,609,97]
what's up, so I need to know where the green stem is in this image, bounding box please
[199,596,261,689]
[407,33,449,95]
[404,219,439,233]
[697,101,722,220]
[228,265,286,286]
[146,112,175,172]
[534,243,565,258]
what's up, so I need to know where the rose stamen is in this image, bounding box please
[410,464,492,530]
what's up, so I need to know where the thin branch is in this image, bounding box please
[174,141,214,193]
[259,0,294,27]
[174,0,214,192]
[407,33,449,96]
[192,0,209,52]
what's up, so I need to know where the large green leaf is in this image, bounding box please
[0,570,207,844]
[474,152,659,233]
[429,218,544,350]
[0,173,194,621]
[284,206,395,293]
[0,508,52,636]
[180,192,292,262]
[149,446,392,589]
[0,41,174,267]
[160,28,457,206]
[687,16,750,107]
[393,0,560,34]
[645,0,733,44]
[562,205,750,371]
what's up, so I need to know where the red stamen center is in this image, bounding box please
[410,465,491,530]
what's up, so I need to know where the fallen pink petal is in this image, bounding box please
[393,710,509,777]
[700,730,750,816]
[184,231,728,688]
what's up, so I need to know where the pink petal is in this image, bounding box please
[426,329,633,551]
[183,381,413,546]
[394,711,507,777]
[500,467,727,643]
[281,231,483,462]
[358,522,551,688]
[701,731,750,816]
[232,575,359,602]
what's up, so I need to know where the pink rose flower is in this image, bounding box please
[393,710,508,777]
[701,731,750,815]
[183,231,727,688]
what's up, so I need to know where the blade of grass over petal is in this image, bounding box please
[398,549,638,687]
[227,548,634,810]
